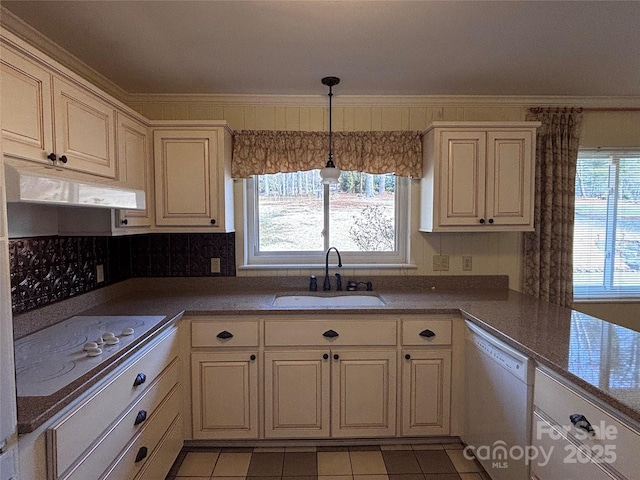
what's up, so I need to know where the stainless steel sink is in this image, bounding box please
[272,294,386,308]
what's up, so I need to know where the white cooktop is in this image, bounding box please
[15,315,165,397]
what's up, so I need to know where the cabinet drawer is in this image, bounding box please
[134,414,184,480]
[192,318,259,347]
[534,368,640,479]
[100,383,183,480]
[531,411,617,480]
[63,360,180,480]
[401,319,452,346]
[265,319,397,347]
[48,326,179,478]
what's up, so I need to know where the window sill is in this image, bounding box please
[239,263,418,271]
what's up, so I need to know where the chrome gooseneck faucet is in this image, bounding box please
[323,247,342,291]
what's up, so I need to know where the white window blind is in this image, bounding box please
[574,150,640,299]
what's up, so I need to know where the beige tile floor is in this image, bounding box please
[165,443,490,480]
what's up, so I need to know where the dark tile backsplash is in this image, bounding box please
[9,233,235,315]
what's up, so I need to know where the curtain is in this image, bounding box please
[523,107,583,307]
[232,130,422,178]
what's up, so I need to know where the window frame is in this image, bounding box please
[243,173,411,267]
[573,148,640,300]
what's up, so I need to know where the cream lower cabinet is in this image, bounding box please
[401,350,451,436]
[264,349,397,439]
[420,122,539,232]
[191,352,259,440]
[401,318,453,436]
[190,318,260,440]
[531,367,640,480]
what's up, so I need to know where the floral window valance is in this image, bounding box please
[232,130,422,178]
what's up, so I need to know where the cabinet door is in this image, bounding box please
[154,129,222,227]
[401,349,451,436]
[52,77,117,178]
[331,350,397,438]
[115,113,152,228]
[191,352,258,439]
[0,46,54,164]
[438,131,487,227]
[264,351,330,438]
[486,130,534,227]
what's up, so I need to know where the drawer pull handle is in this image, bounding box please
[419,329,436,338]
[133,373,146,387]
[134,410,147,426]
[323,329,339,338]
[569,414,595,436]
[217,330,234,339]
[135,446,148,463]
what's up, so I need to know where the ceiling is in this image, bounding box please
[3,1,640,97]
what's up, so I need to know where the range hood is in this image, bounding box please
[4,164,145,210]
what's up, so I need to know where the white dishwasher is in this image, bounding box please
[463,320,534,480]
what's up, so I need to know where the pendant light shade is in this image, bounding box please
[320,76,340,184]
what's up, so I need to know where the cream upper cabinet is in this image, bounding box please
[420,122,539,232]
[52,77,117,178]
[115,113,152,228]
[1,45,54,165]
[153,125,234,231]
[1,43,121,179]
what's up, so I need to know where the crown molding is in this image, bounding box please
[0,6,130,103]
[125,92,640,109]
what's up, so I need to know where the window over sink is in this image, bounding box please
[573,149,640,299]
[244,170,410,266]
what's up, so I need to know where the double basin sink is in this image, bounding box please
[272,294,386,308]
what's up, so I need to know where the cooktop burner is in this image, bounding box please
[15,315,165,397]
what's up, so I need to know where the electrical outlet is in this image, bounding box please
[210,258,221,274]
[462,255,473,271]
[96,264,105,283]
[433,255,450,271]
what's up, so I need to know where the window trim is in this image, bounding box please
[573,148,640,300]
[243,174,411,267]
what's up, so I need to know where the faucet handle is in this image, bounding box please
[335,273,342,291]
[309,275,318,291]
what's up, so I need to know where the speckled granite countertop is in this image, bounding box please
[13,275,640,433]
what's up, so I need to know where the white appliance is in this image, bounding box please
[463,320,534,480]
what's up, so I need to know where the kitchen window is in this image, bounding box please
[573,150,640,299]
[245,170,410,266]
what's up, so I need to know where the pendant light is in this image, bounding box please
[320,76,340,184]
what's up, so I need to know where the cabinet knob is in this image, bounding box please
[250,354,256,361]
[419,329,436,338]
[210,219,216,225]
[133,373,146,387]
[479,218,485,224]
[135,446,148,463]
[323,329,339,338]
[216,330,233,339]
[405,354,411,360]
[488,218,494,224]
[323,353,329,360]
[121,219,128,225]
[134,410,147,426]
[47,153,57,162]
[333,354,339,360]
[59,155,68,164]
